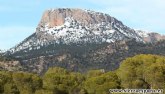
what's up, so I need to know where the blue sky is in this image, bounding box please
[0,0,165,50]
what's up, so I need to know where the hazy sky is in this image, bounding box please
[0,0,165,50]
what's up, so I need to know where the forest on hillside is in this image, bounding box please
[5,39,165,75]
[0,54,164,94]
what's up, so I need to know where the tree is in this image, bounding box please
[4,82,20,94]
[86,69,104,78]
[83,71,120,94]
[117,54,165,89]
[0,71,12,93]
[43,67,85,94]
[12,72,42,94]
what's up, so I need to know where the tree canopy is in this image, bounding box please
[117,54,165,90]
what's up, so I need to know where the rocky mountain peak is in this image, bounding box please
[35,8,143,45]
[38,8,115,28]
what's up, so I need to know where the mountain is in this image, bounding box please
[5,8,165,74]
[8,8,144,54]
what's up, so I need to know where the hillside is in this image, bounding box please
[0,53,21,71]
[4,39,165,74]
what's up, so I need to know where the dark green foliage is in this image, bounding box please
[86,69,105,78]
[0,71,12,93]
[83,71,121,94]
[43,67,85,94]
[0,71,42,94]
[0,55,14,62]
[12,72,42,94]
[4,82,19,94]
[35,89,56,94]
[0,50,16,62]
[117,54,165,90]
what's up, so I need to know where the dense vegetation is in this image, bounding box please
[0,54,164,94]
[0,56,15,62]
[0,53,13,62]
[117,54,165,89]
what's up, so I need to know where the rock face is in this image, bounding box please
[39,8,114,27]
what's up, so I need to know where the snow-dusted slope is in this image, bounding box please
[135,30,149,37]
[8,8,147,54]
[135,30,165,43]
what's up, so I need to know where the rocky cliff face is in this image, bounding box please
[39,8,116,27]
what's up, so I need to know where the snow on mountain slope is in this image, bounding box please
[135,30,149,37]
[135,30,165,43]
[8,8,147,54]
